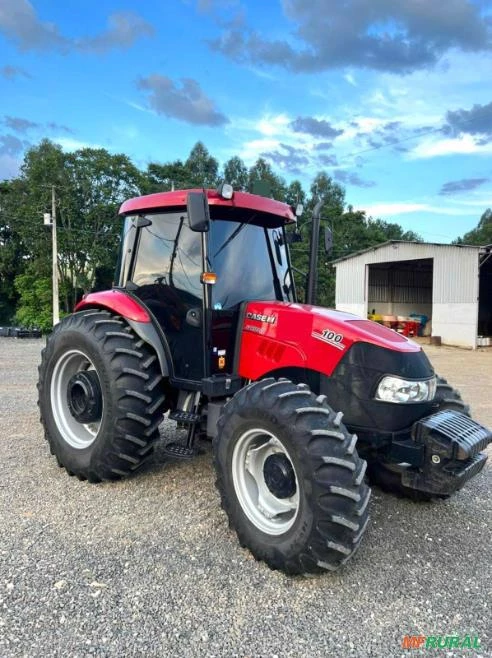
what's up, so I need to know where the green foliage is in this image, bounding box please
[285,180,306,207]
[185,142,219,188]
[248,158,286,198]
[143,160,190,194]
[453,209,492,246]
[222,156,249,190]
[14,269,53,331]
[1,140,142,326]
[2,135,483,330]
[0,180,25,322]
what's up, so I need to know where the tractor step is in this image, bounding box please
[162,442,196,460]
[168,410,201,424]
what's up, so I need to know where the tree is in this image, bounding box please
[222,156,249,190]
[285,179,306,208]
[248,158,287,199]
[0,137,426,326]
[142,160,191,194]
[365,217,421,245]
[309,172,345,214]
[59,147,142,306]
[454,209,492,246]
[3,140,142,324]
[14,267,53,331]
[0,180,27,322]
[185,142,219,187]
[289,172,345,306]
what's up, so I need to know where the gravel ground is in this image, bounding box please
[0,338,490,658]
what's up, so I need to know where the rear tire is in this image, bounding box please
[367,375,469,501]
[38,310,166,482]
[213,378,371,574]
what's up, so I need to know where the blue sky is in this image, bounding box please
[0,0,491,242]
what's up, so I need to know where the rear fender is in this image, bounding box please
[75,290,171,377]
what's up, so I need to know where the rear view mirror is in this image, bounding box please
[324,227,333,255]
[286,230,302,244]
[187,192,210,232]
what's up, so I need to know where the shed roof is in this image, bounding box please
[332,240,487,266]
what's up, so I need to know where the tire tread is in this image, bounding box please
[213,378,370,574]
[37,310,166,482]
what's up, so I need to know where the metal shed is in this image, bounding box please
[332,241,492,349]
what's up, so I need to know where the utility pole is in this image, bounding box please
[51,185,59,326]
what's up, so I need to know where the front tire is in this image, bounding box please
[432,376,470,415]
[213,378,371,574]
[38,310,166,482]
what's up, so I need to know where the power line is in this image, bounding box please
[336,126,443,164]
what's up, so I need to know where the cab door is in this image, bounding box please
[129,211,205,382]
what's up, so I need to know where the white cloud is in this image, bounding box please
[257,113,291,137]
[54,137,103,150]
[337,116,388,142]
[369,51,492,121]
[409,134,492,159]
[226,111,319,165]
[126,100,157,115]
[240,137,281,163]
[344,72,356,86]
[246,66,276,81]
[359,202,473,217]
[457,195,492,208]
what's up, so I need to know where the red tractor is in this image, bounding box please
[38,186,491,574]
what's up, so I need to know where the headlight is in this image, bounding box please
[375,376,436,404]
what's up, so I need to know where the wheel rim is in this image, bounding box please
[232,428,300,535]
[50,349,103,449]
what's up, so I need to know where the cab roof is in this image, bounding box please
[119,189,296,225]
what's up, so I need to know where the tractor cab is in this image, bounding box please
[116,188,296,384]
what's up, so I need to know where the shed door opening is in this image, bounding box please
[478,254,492,339]
[368,258,433,335]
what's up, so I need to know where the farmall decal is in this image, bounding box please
[312,328,346,351]
[244,324,265,335]
[246,312,277,324]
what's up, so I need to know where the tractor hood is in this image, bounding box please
[237,300,422,381]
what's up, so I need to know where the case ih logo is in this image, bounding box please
[312,328,346,351]
[246,312,276,325]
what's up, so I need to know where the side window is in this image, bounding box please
[117,218,136,287]
[132,213,202,303]
[268,228,294,302]
[210,221,277,309]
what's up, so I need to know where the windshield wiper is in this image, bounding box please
[213,213,258,259]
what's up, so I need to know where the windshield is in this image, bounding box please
[209,220,293,309]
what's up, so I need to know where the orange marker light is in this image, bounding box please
[201,272,217,285]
